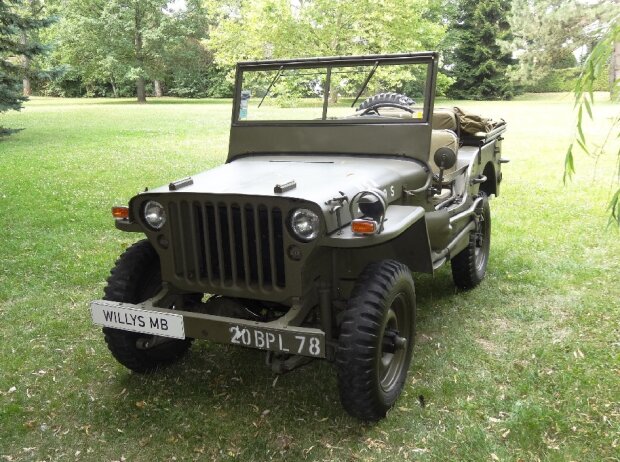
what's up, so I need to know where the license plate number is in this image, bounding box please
[90,301,185,339]
[228,325,324,358]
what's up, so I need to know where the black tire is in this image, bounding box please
[102,240,193,373]
[358,92,415,111]
[336,260,416,421]
[451,193,491,289]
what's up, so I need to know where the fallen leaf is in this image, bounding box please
[23,420,36,429]
[275,434,293,451]
[135,401,147,409]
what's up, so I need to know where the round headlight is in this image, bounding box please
[290,208,320,242]
[144,201,166,230]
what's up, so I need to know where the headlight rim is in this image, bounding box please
[289,207,321,242]
[143,200,166,231]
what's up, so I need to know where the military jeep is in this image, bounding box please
[90,52,507,421]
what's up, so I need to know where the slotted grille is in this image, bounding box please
[168,200,286,290]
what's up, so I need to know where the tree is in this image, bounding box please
[14,0,50,96]
[148,0,214,97]
[566,18,620,225]
[444,0,514,100]
[0,0,49,136]
[58,0,177,102]
[53,0,216,101]
[510,0,619,90]
[207,0,445,80]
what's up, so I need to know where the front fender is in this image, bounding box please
[324,205,433,299]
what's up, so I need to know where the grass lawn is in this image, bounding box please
[0,95,618,462]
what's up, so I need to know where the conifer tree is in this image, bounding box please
[0,0,49,136]
[446,0,514,100]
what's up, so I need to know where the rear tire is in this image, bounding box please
[102,240,193,373]
[451,193,491,289]
[336,260,416,421]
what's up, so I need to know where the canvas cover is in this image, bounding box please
[454,107,502,135]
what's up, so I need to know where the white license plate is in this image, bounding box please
[90,301,185,339]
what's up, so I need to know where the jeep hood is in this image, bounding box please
[149,155,428,209]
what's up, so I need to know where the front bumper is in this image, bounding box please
[90,299,326,359]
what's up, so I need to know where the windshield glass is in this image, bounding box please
[236,59,431,123]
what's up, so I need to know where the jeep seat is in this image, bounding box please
[431,108,458,132]
[429,129,458,179]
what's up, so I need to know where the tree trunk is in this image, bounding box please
[154,80,163,97]
[23,76,32,97]
[136,77,146,103]
[612,41,620,96]
[110,79,118,98]
[21,31,31,96]
[134,4,146,103]
[329,89,338,104]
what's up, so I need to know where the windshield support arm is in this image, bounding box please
[350,61,379,108]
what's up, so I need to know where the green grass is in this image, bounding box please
[1,95,618,462]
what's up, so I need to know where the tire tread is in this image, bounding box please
[336,260,416,421]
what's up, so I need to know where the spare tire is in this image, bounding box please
[358,92,415,111]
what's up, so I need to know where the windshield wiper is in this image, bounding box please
[350,61,379,108]
[258,66,284,108]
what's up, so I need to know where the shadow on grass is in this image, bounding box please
[95,98,232,106]
[89,343,358,459]
[80,269,479,460]
[27,97,232,107]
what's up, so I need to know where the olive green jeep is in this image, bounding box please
[90,52,507,421]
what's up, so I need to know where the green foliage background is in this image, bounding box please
[444,0,515,100]
[1,0,617,102]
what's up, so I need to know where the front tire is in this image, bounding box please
[102,240,193,373]
[451,193,491,289]
[336,260,416,421]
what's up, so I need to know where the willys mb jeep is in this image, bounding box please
[90,52,507,421]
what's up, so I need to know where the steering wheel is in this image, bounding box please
[360,102,416,116]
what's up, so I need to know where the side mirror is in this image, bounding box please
[433,147,457,194]
[434,147,457,171]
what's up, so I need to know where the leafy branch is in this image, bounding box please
[565,17,620,225]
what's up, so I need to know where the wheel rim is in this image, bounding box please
[379,292,410,392]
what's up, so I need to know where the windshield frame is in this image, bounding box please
[231,52,438,127]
